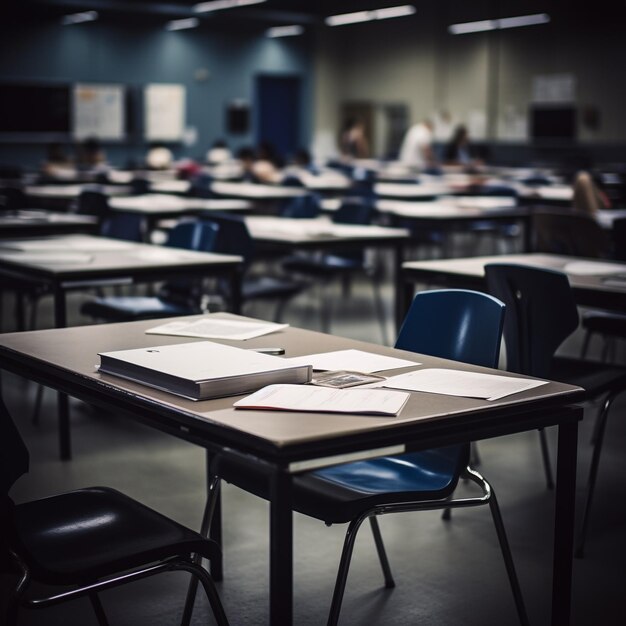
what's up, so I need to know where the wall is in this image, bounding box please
[312,8,626,163]
[0,17,314,168]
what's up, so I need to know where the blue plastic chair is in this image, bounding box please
[205,289,529,625]
[100,212,146,242]
[280,194,320,218]
[200,213,307,322]
[80,221,220,322]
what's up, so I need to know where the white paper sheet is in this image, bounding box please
[0,252,93,265]
[146,318,288,341]
[282,349,418,373]
[383,368,548,401]
[234,384,409,416]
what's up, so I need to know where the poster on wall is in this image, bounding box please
[532,74,576,104]
[73,84,125,140]
[144,84,186,142]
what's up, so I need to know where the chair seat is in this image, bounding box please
[12,487,218,585]
[81,296,196,322]
[582,311,626,339]
[214,446,464,525]
[282,254,364,277]
[242,275,306,301]
[550,356,626,398]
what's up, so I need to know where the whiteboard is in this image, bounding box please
[144,83,186,141]
[73,83,125,140]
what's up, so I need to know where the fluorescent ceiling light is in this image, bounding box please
[61,11,98,26]
[166,17,199,31]
[498,13,550,30]
[326,5,416,27]
[267,25,304,38]
[449,19,497,35]
[449,13,550,35]
[194,0,265,13]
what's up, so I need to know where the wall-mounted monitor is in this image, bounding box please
[530,105,577,142]
[0,82,71,138]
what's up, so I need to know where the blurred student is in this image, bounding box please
[41,142,74,179]
[573,171,610,214]
[398,118,436,169]
[444,125,472,165]
[206,139,232,164]
[145,144,173,170]
[76,137,107,170]
[340,118,369,159]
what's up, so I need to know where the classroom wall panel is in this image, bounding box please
[0,18,314,168]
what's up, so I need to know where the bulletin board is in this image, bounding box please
[144,83,186,142]
[73,83,125,140]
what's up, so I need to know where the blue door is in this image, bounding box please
[256,75,301,163]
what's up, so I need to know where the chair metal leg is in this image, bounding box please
[177,561,229,626]
[6,553,30,626]
[88,592,110,626]
[32,384,44,425]
[181,475,222,626]
[580,330,592,359]
[488,489,530,626]
[327,512,370,626]
[368,516,395,588]
[576,392,618,558]
[538,428,555,490]
[370,273,389,346]
[320,283,332,334]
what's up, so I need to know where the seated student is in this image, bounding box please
[145,144,174,170]
[76,136,107,171]
[573,170,610,214]
[41,142,75,179]
[339,117,369,159]
[206,139,232,164]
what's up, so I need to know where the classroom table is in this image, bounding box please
[399,254,626,324]
[376,198,531,256]
[211,181,307,200]
[374,181,448,200]
[244,216,409,327]
[0,235,243,459]
[25,183,132,202]
[0,210,98,238]
[0,313,583,625]
[108,194,253,234]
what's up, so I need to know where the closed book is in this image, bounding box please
[98,341,312,401]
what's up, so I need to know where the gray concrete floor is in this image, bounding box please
[2,239,626,625]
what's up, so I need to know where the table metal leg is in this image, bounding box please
[53,286,72,461]
[393,244,407,334]
[552,417,579,626]
[270,468,293,625]
[230,268,243,315]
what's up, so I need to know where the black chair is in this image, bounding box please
[201,212,307,322]
[484,263,626,556]
[280,194,320,218]
[198,289,528,626]
[1,397,228,626]
[0,186,27,212]
[579,216,626,360]
[281,199,389,343]
[100,211,146,242]
[76,189,110,220]
[80,221,220,322]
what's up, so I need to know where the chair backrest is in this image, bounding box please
[485,263,579,378]
[396,289,505,369]
[77,190,109,218]
[477,184,518,197]
[100,212,146,242]
[332,199,372,225]
[280,194,320,219]
[0,186,27,211]
[531,209,610,258]
[130,178,151,195]
[611,217,626,262]
[201,212,255,265]
[165,220,219,253]
[0,397,29,497]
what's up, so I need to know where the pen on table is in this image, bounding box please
[247,347,286,355]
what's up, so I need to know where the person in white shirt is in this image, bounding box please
[398,119,436,169]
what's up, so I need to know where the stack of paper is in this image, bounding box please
[98,341,311,401]
[283,349,418,373]
[146,318,288,341]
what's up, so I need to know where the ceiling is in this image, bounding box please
[4,0,625,30]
